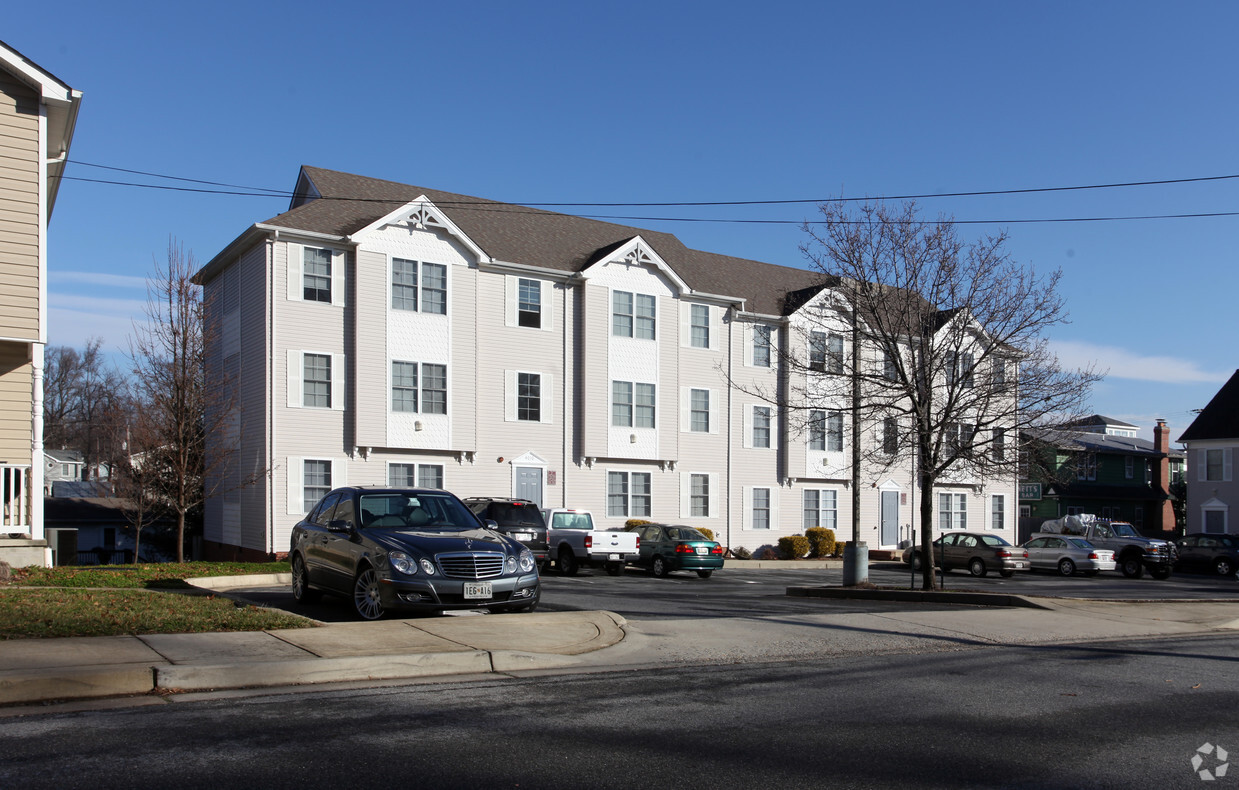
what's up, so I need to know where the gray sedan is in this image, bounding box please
[1022,535,1116,576]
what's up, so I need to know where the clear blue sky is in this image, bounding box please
[9,1,1237,442]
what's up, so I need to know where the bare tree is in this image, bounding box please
[127,239,247,562]
[43,339,128,487]
[744,200,1099,589]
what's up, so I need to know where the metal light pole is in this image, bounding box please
[843,293,869,585]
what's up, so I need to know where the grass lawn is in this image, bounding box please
[0,561,313,640]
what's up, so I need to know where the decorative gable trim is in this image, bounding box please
[349,197,490,263]
[580,236,690,293]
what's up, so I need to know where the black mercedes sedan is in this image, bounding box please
[290,486,540,620]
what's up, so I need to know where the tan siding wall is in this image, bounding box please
[581,284,610,459]
[0,342,32,464]
[236,243,271,552]
[0,72,41,340]
[450,264,477,452]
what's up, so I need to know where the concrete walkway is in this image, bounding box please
[2,575,1238,712]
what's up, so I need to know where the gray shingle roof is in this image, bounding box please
[264,166,827,316]
[1179,370,1239,442]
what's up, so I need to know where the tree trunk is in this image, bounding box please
[918,467,938,590]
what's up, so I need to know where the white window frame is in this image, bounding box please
[612,380,655,428]
[745,486,778,530]
[938,492,967,530]
[607,470,652,518]
[506,370,553,424]
[751,324,773,368]
[803,488,838,531]
[287,243,345,307]
[990,494,1005,530]
[1200,448,1233,482]
[387,462,445,489]
[287,456,345,515]
[287,350,345,412]
[682,387,717,434]
[744,404,779,449]
[680,471,718,518]
[506,276,553,331]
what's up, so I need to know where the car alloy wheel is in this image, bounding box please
[291,555,320,603]
[1215,558,1234,576]
[1120,556,1144,579]
[353,566,385,620]
[1057,558,1076,577]
[652,556,670,578]
[558,547,579,576]
[969,558,988,577]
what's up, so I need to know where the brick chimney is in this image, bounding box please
[1152,419,1174,534]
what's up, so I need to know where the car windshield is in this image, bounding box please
[978,535,1012,547]
[1111,523,1140,538]
[359,493,480,530]
[1067,538,1095,549]
[550,512,594,530]
[484,502,545,528]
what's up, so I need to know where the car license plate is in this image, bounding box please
[513,532,533,542]
[608,553,620,561]
[463,582,492,600]
[1012,562,1027,569]
[696,547,708,555]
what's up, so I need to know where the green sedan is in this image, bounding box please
[626,523,724,578]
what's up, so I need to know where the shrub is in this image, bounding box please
[777,534,811,560]
[754,545,779,560]
[835,540,848,558]
[625,519,652,530]
[696,527,715,542]
[806,527,836,558]
[730,546,752,560]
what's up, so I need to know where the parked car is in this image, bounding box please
[624,523,724,578]
[1173,534,1239,576]
[542,507,639,576]
[290,486,540,620]
[1021,534,1116,576]
[1037,515,1173,579]
[901,532,1029,577]
[461,497,550,569]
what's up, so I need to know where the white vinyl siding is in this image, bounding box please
[287,456,346,515]
[681,387,718,434]
[679,472,718,518]
[744,486,778,530]
[287,244,345,306]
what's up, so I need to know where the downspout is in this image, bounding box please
[268,233,278,558]
[561,278,569,508]
[726,306,734,550]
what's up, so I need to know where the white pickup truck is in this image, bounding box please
[542,508,639,576]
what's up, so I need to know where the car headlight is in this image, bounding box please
[506,555,518,574]
[419,557,436,575]
[519,550,535,574]
[389,550,415,575]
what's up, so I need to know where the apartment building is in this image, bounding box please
[194,166,1017,561]
[0,41,81,566]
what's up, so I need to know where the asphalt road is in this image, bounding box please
[2,634,1236,789]
[238,561,1239,623]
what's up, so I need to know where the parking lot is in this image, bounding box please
[231,560,1239,623]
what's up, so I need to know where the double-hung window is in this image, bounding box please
[809,332,827,372]
[614,381,655,428]
[690,304,709,348]
[948,351,975,388]
[803,489,838,531]
[808,410,826,451]
[517,373,542,422]
[992,428,1006,462]
[753,406,772,449]
[303,460,331,513]
[613,291,656,339]
[690,474,710,517]
[751,488,771,530]
[882,417,899,455]
[518,278,541,328]
[753,325,772,367]
[690,389,710,432]
[303,247,332,303]
[882,349,899,381]
[392,361,447,414]
[826,333,844,374]
[389,462,445,489]
[607,471,651,518]
[939,493,967,530]
[392,361,418,412]
[392,258,448,314]
[991,495,1006,530]
[304,354,332,408]
[1077,452,1097,481]
[826,411,844,452]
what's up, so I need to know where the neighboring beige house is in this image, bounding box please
[0,41,81,566]
[194,166,1018,561]
[1178,370,1238,534]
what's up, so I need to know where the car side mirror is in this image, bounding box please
[327,519,353,534]
[484,519,499,529]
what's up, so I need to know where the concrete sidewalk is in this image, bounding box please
[3,575,1239,712]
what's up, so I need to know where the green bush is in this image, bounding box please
[625,519,653,530]
[777,534,811,560]
[697,527,715,541]
[835,541,848,558]
[806,527,837,558]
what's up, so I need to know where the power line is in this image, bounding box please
[58,160,1239,226]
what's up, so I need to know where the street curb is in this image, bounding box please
[785,586,1054,609]
[0,665,157,706]
[154,651,495,692]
